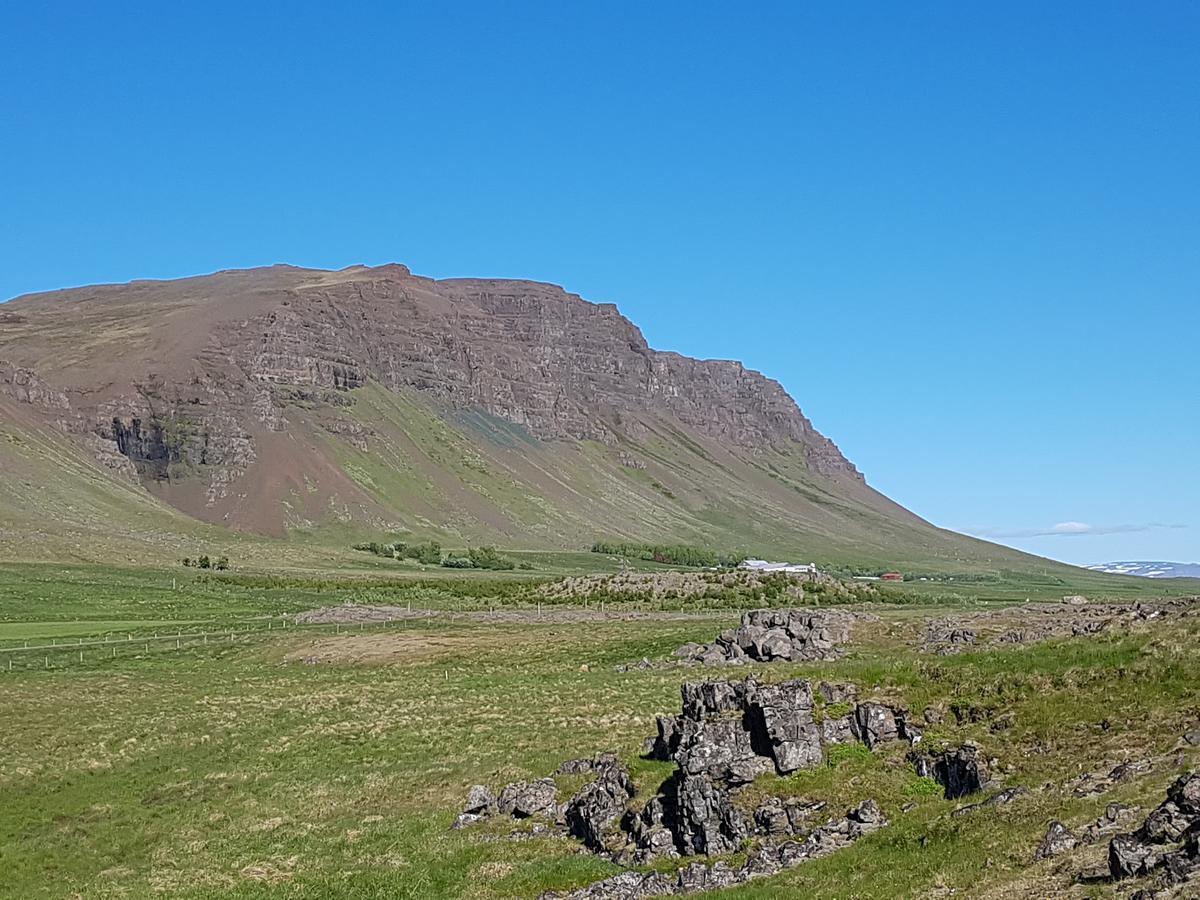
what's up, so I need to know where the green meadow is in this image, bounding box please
[0,562,1197,898]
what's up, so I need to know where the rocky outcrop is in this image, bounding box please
[1108,773,1200,884]
[456,675,897,897]
[540,799,887,900]
[564,755,637,852]
[651,676,913,776]
[673,608,856,666]
[0,360,69,410]
[494,779,558,819]
[909,742,996,799]
[1035,821,1077,859]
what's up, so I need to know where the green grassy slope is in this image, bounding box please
[298,384,1125,580]
[0,382,1187,598]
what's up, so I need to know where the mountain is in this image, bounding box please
[0,263,1090,572]
[1086,562,1200,579]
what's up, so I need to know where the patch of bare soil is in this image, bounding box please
[285,632,481,665]
[292,603,738,628]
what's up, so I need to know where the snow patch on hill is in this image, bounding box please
[1086,561,1200,579]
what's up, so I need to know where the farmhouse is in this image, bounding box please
[739,558,821,576]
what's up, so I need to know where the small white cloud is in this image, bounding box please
[1051,521,1093,534]
[967,521,1186,540]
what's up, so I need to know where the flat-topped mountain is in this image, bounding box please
[0,263,1043,569]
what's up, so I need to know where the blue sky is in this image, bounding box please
[1,2,1196,565]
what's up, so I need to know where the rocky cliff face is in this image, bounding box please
[0,263,866,533]
[233,267,861,473]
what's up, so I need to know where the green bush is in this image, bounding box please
[589,541,747,568]
[467,545,515,570]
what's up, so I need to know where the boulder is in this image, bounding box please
[754,628,793,660]
[453,784,497,828]
[680,680,749,720]
[820,715,855,746]
[498,778,558,818]
[852,702,901,749]
[675,860,740,892]
[697,646,730,667]
[747,680,824,774]
[1168,772,1200,817]
[934,743,992,799]
[911,743,993,799]
[1110,833,1160,879]
[464,784,496,814]
[674,772,750,856]
[649,714,683,761]
[1106,772,1200,882]
[1035,821,1077,859]
[564,757,636,851]
[1139,801,1192,844]
[675,717,768,785]
[818,681,857,704]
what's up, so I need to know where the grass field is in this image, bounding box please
[1,563,1198,898]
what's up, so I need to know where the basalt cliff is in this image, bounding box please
[0,263,1004,567]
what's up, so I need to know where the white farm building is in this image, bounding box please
[739,559,821,576]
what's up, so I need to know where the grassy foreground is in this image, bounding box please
[0,565,1198,899]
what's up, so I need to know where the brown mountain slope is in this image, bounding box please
[0,263,1044,570]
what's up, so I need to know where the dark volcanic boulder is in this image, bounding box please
[648,714,684,761]
[1168,772,1200,817]
[453,784,498,828]
[910,743,993,799]
[1110,833,1161,879]
[675,716,769,785]
[674,772,751,856]
[498,778,558,818]
[1035,821,1077,859]
[1105,772,1200,882]
[746,679,823,774]
[680,679,752,720]
[565,757,636,851]
[934,743,991,799]
[852,702,901,749]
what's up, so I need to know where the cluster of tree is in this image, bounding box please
[590,541,748,568]
[819,564,1003,583]
[442,546,524,570]
[351,540,443,565]
[182,555,229,570]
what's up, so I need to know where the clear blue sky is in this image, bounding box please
[2,2,1197,565]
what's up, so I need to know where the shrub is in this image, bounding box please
[467,545,515,570]
[589,541,747,568]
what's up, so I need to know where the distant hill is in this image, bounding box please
[0,263,1121,576]
[1086,561,1200,579]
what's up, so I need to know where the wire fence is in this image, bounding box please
[0,616,425,672]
